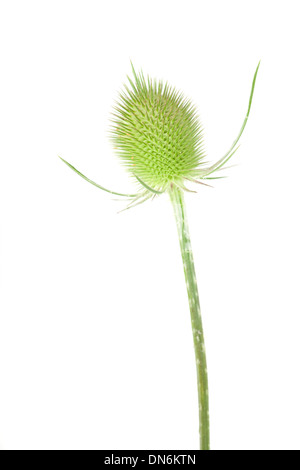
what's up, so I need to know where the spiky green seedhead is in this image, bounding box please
[111,66,206,192]
[60,62,259,210]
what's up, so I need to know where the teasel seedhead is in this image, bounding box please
[111,66,206,193]
[59,62,260,210]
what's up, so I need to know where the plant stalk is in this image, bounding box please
[169,184,210,450]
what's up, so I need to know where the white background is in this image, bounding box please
[0,0,299,451]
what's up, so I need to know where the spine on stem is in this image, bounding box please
[169,184,210,450]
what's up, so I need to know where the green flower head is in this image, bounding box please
[111,66,205,193]
[59,62,259,210]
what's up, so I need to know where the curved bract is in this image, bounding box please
[58,156,138,198]
[197,61,260,179]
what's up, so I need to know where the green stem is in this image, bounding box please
[169,184,210,451]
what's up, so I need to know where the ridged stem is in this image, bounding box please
[169,184,210,450]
